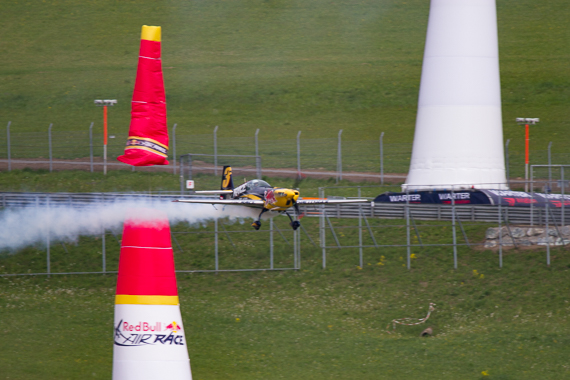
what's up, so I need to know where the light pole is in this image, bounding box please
[516,117,539,192]
[94,99,117,175]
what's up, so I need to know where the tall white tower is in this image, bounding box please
[403,0,508,191]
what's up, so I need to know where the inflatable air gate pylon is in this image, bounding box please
[112,210,192,380]
[118,25,170,166]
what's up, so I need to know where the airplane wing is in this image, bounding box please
[297,198,369,205]
[174,199,264,206]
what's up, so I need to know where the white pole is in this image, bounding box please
[380,132,384,185]
[213,126,219,176]
[358,187,363,268]
[89,122,94,173]
[270,218,274,269]
[48,123,53,172]
[404,0,507,191]
[337,130,343,183]
[297,131,302,179]
[548,142,552,191]
[172,123,177,174]
[6,121,11,172]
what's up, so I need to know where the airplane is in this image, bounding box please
[174,166,368,230]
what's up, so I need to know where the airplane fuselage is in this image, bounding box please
[231,181,300,212]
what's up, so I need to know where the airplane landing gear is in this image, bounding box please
[252,208,268,230]
[290,220,300,230]
[285,211,301,230]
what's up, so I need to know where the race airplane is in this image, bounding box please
[175,166,368,230]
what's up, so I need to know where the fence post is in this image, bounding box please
[498,201,502,268]
[255,128,259,158]
[530,167,534,226]
[102,226,106,273]
[172,123,177,175]
[6,121,11,172]
[213,126,219,176]
[358,187,363,268]
[380,132,384,185]
[89,122,94,173]
[562,166,565,225]
[48,123,53,172]
[320,187,326,269]
[548,141,552,191]
[255,129,261,178]
[297,228,301,270]
[270,218,274,269]
[545,197,550,266]
[179,155,185,195]
[406,188,411,270]
[214,219,219,273]
[6,121,12,172]
[46,194,51,277]
[297,131,302,179]
[294,225,298,269]
[505,139,510,189]
[337,129,343,183]
[452,189,457,270]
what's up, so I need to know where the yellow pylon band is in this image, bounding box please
[124,145,168,158]
[127,135,168,149]
[141,25,161,42]
[115,295,179,305]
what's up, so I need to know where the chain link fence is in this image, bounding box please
[1,189,568,277]
[0,122,412,180]
[2,121,569,184]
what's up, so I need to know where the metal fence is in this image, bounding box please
[315,185,570,271]
[1,188,569,277]
[0,121,410,181]
[0,192,301,277]
[3,121,569,183]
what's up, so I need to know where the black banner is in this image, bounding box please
[374,190,570,208]
[374,190,491,205]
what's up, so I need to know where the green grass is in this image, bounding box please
[1,215,570,379]
[1,0,569,161]
[0,168,399,197]
[1,1,570,377]
[1,171,570,378]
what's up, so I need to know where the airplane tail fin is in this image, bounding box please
[220,166,234,199]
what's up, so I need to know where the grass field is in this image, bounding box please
[1,1,570,378]
[1,215,570,379]
[1,0,569,153]
[1,170,570,378]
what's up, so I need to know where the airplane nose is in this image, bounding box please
[292,191,299,202]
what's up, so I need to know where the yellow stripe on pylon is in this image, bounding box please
[124,145,168,157]
[141,25,161,42]
[115,295,179,305]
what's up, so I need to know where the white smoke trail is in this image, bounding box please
[0,200,260,252]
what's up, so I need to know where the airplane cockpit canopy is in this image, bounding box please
[245,179,271,190]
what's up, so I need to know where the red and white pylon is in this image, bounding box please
[113,210,192,380]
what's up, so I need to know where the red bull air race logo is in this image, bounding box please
[114,320,185,347]
[264,189,276,206]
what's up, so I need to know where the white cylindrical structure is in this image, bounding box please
[114,305,191,379]
[403,0,508,191]
[113,211,192,380]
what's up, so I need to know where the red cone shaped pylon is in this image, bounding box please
[113,210,191,380]
[117,25,169,167]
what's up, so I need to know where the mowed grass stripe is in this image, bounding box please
[0,0,568,158]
